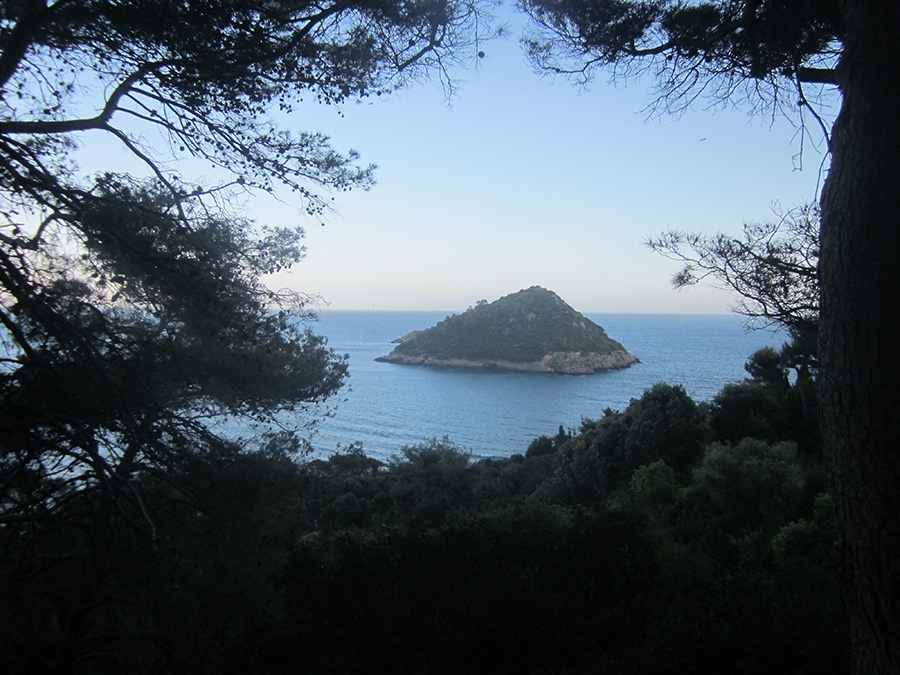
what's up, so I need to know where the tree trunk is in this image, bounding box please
[820,1,900,673]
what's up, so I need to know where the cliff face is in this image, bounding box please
[375,287,639,374]
[541,349,638,374]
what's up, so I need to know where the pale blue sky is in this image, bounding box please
[263,19,832,314]
[79,10,833,315]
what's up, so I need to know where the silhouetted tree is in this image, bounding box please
[620,382,709,477]
[517,2,900,669]
[0,0,494,531]
[0,1,494,670]
[647,203,820,339]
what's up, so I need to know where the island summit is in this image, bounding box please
[375,286,639,375]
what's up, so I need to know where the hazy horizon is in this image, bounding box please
[76,7,830,317]
[260,6,831,316]
[311,299,776,321]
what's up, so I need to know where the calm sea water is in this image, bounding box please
[299,311,784,462]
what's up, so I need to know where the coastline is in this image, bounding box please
[375,349,639,375]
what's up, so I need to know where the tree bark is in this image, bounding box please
[820,1,900,673]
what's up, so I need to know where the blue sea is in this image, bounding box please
[299,311,785,462]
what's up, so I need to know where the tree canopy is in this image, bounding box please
[517,2,900,673]
[646,202,819,336]
[0,0,493,534]
[520,0,841,114]
[0,5,501,669]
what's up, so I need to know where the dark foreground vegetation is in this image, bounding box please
[5,0,888,670]
[1,339,849,674]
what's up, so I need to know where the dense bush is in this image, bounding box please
[2,369,849,674]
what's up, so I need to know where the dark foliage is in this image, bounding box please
[1,369,850,674]
[515,3,900,669]
[278,505,658,674]
[711,340,821,457]
[0,1,496,671]
[519,0,841,111]
[0,2,855,671]
[0,0,495,532]
[647,203,820,339]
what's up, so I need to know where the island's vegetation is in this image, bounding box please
[376,286,638,373]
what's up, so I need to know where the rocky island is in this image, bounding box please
[375,286,639,375]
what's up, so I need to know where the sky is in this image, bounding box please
[262,20,833,315]
[92,9,834,315]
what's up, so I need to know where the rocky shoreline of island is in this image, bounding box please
[375,348,639,375]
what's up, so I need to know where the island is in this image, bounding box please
[375,286,639,374]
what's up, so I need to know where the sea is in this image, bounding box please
[294,311,786,463]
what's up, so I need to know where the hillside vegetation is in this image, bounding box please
[1,338,847,674]
[377,286,637,373]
